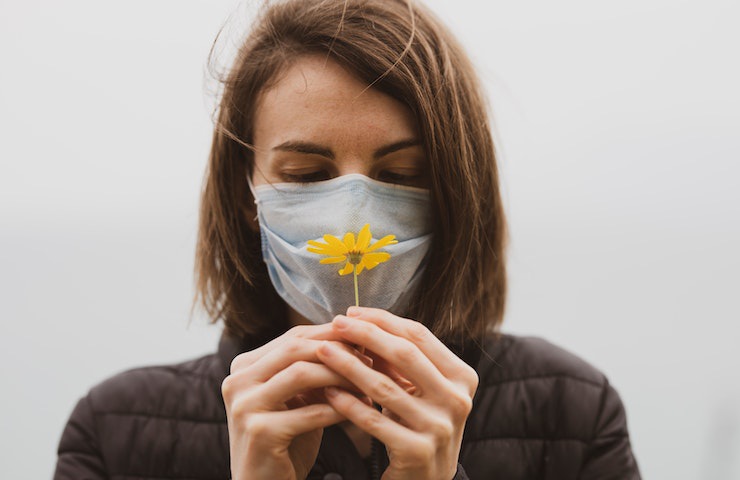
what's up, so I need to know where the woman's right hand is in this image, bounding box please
[221,323,371,480]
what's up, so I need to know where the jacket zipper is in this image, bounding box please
[370,436,380,480]
[369,402,382,480]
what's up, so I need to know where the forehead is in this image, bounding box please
[252,54,418,146]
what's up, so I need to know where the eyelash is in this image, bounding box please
[378,171,421,183]
[281,170,421,185]
[281,171,331,183]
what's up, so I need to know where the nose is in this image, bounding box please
[333,156,374,179]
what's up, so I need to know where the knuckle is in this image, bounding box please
[244,414,269,436]
[459,364,480,396]
[369,378,398,403]
[467,367,480,392]
[357,409,382,432]
[351,321,371,341]
[289,324,309,338]
[221,375,235,400]
[406,321,429,343]
[377,309,399,324]
[394,343,419,364]
[428,418,454,440]
[282,337,303,356]
[285,360,313,382]
[398,436,435,467]
[459,361,478,382]
[229,399,250,420]
[229,352,251,374]
[449,391,474,418]
[416,437,436,461]
[228,389,258,420]
[306,405,334,423]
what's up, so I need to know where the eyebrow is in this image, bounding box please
[272,138,422,160]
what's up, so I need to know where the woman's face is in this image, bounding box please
[251,54,428,189]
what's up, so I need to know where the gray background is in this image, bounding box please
[1,0,738,478]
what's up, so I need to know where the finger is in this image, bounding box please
[331,315,448,396]
[323,386,422,450]
[345,307,479,395]
[240,337,370,383]
[316,342,427,427]
[285,394,308,410]
[247,403,346,443]
[368,352,414,389]
[364,352,417,396]
[230,323,343,373]
[257,361,362,407]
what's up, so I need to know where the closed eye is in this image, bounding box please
[280,170,331,183]
[378,170,422,184]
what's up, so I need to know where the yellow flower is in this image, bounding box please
[307,223,397,276]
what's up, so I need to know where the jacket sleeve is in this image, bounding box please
[579,379,641,479]
[54,394,108,480]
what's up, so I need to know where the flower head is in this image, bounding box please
[307,223,397,276]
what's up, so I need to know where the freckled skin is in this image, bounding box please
[251,53,423,185]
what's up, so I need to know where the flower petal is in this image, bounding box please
[307,246,339,256]
[323,234,348,254]
[342,232,356,250]
[365,235,398,252]
[355,261,365,275]
[338,262,354,276]
[320,256,347,264]
[307,239,328,248]
[356,224,372,251]
[362,252,391,266]
[307,241,334,255]
[307,240,330,251]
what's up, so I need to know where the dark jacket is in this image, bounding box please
[54,331,641,479]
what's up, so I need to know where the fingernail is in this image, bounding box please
[333,315,349,329]
[347,306,362,317]
[325,386,339,397]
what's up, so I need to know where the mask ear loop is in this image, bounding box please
[246,174,259,222]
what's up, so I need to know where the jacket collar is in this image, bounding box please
[216,328,282,378]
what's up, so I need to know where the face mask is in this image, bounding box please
[249,173,433,324]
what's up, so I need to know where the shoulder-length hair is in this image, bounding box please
[193,0,508,347]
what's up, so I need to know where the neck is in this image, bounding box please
[339,420,373,459]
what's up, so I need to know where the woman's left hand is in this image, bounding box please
[316,306,479,480]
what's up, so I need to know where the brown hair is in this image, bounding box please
[193,0,508,347]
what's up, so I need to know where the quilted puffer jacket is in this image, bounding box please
[54,331,641,479]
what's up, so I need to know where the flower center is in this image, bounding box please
[347,250,363,265]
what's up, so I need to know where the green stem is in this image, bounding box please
[353,268,359,307]
[353,267,365,356]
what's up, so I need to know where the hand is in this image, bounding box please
[316,307,479,480]
[222,323,374,480]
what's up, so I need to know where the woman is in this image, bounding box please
[54,1,641,479]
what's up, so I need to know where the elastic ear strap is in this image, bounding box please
[246,174,259,204]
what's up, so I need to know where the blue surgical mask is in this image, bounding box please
[249,173,433,324]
